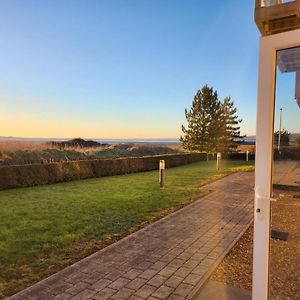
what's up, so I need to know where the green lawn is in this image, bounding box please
[0,160,254,297]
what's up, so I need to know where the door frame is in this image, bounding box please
[253,28,300,300]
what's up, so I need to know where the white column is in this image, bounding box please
[252,36,276,300]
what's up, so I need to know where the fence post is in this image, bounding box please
[217,153,221,171]
[246,150,249,162]
[159,160,165,188]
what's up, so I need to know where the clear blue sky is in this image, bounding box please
[275,69,300,135]
[0,0,290,139]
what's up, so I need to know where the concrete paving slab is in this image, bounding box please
[194,280,251,300]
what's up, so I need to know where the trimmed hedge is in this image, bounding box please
[0,153,207,190]
[228,152,255,160]
[273,147,300,161]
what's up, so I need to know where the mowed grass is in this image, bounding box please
[0,160,254,296]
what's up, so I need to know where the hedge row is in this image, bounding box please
[227,152,255,160]
[0,153,207,190]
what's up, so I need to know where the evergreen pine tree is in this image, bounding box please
[181,86,244,153]
[180,85,222,152]
[218,97,244,152]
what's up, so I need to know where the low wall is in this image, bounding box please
[0,153,207,190]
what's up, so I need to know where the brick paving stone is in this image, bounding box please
[129,295,144,300]
[80,265,102,275]
[105,269,124,281]
[173,267,192,279]
[11,172,254,300]
[94,262,114,274]
[124,268,142,280]
[164,276,184,289]
[148,254,162,262]
[92,287,117,300]
[151,261,168,271]
[110,287,135,299]
[54,293,72,300]
[168,247,184,256]
[151,285,174,299]
[65,282,90,295]
[201,258,215,267]
[182,273,203,286]
[190,252,205,262]
[70,289,96,300]
[25,291,54,300]
[126,278,148,290]
[167,294,186,300]
[177,251,193,261]
[184,247,198,255]
[207,251,221,259]
[183,259,199,269]
[173,283,194,298]
[108,277,131,290]
[158,266,177,277]
[139,269,158,280]
[147,274,167,288]
[49,281,73,295]
[160,254,177,263]
[91,278,112,291]
[82,272,104,284]
[197,247,212,255]
[15,284,50,299]
[52,267,77,280]
[134,284,157,299]
[65,272,88,284]
[167,258,185,269]
[136,261,153,271]
[43,274,66,287]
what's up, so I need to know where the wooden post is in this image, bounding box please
[246,150,249,162]
[159,160,165,188]
[216,153,221,171]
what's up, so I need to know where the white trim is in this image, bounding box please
[253,28,300,300]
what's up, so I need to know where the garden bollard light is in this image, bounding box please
[246,150,249,162]
[159,160,165,188]
[217,153,221,171]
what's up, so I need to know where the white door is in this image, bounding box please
[253,28,300,300]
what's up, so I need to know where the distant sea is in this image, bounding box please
[0,134,298,145]
[0,136,181,145]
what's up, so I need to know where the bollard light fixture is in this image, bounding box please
[159,160,165,188]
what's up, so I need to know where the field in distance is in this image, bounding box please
[0,138,184,166]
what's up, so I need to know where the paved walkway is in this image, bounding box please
[10,172,254,300]
[273,161,300,188]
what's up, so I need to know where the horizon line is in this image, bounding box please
[0,135,258,141]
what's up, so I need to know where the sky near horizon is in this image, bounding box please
[0,0,298,139]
